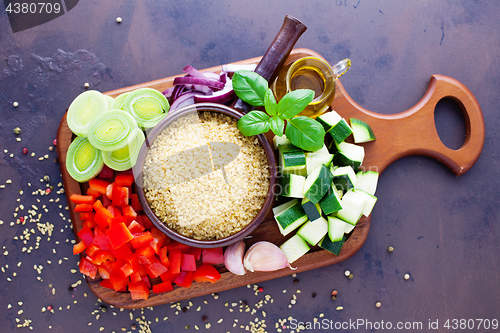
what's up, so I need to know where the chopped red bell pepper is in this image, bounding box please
[94,206,114,229]
[185,247,202,261]
[82,218,96,229]
[167,241,192,253]
[74,203,94,212]
[99,164,114,179]
[181,253,197,271]
[160,270,179,283]
[109,216,129,228]
[115,173,135,186]
[99,278,113,289]
[109,273,128,292]
[202,247,225,265]
[70,194,95,205]
[121,205,137,221]
[89,178,111,195]
[85,243,101,257]
[106,183,114,199]
[107,205,121,217]
[86,187,102,198]
[79,257,97,279]
[169,250,182,274]
[98,266,111,279]
[119,262,134,278]
[108,243,132,260]
[136,244,156,258]
[87,250,115,265]
[92,227,110,250]
[192,263,221,283]
[129,271,142,283]
[130,232,154,249]
[145,260,168,279]
[102,194,112,207]
[152,280,173,294]
[73,240,87,255]
[128,281,150,300]
[128,220,145,234]
[149,227,170,254]
[139,214,154,229]
[174,270,194,288]
[158,246,170,267]
[79,211,95,221]
[112,185,129,206]
[107,223,133,249]
[130,193,143,212]
[77,226,94,246]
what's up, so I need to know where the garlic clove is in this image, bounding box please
[224,240,246,275]
[243,241,291,272]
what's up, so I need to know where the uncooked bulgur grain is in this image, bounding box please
[143,111,270,240]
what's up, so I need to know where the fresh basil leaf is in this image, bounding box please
[285,116,325,151]
[277,89,315,119]
[232,70,268,106]
[264,88,278,116]
[237,110,271,136]
[270,116,285,136]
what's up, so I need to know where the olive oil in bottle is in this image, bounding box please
[290,66,326,100]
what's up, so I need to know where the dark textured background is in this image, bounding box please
[1,1,499,332]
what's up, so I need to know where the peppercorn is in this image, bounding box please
[348,273,354,279]
[14,127,21,135]
[182,307,188,312]
[293,279,299,284]
[43,175,50,182]
[13,102,19,107]
[100,305,107,312]
[387,246,394,253]
[312,292,316,298]
[23,148,28,154]
[116,17,122,23]
[68,285,74,291]
[376,301,382,308]
[241,300,247,306]
[331,295,337,301]
[84,82,90,89]
[131,324,137,330]
[202,315,208,322]
[404,273,410,280]
[331,290,338,296]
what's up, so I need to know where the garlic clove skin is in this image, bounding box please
[224,240,246,275]
[243,241,290,272]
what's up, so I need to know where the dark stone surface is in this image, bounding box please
[1,1,499,332]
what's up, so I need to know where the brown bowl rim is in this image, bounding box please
[133,102,277,248]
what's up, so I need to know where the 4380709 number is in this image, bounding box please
[444,319,498,330]
[5,2,61,14]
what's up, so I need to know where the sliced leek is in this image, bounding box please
[67,90,109,137]
[123,88,169,129]
[87,109,138,152]
[112,92,129,110]
[102,127,145,171]
[66,136,104,182]
[104,94,115,109]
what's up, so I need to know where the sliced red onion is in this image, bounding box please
[169,92,198,112]
[201,71,221,81]
[173,76,224,90]
[162,86,175,99]
[182,65,207,79]
[194,79,235,104]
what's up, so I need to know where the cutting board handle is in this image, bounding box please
[338,75,485,175]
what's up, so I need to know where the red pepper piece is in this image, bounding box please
[85,243,101,257]
[130,193,143,212]
[139,214,154,229]
[121,205,137,221]
[115,173,135,186]
[92,227,111,250]
[108,243,132,260]
[185,247,202,261]
[152,280,174,294]
[202,247,225,265]
[130,232,154,249]
[128,220,145,234]
[99,278,113,289]
[77,226,94,246]
[89,178,111,195]
[86,187,102,198]
[192,263,221,283]
[169,250,182,274]
[109,273,128,292]
[128,281,149,300]
[87,250,115,265]
[82,219,96,229]
[160,270,179,284]
[158,246,170,268]
[145,260,168,279]
[79,257,97,279]
[149,227,170,254]
[107,223,133,249]
[73,240,87,255]
[181,253,197,272]
[79,211,95,221]
[112,185,129,206]
[136,244,156,258]
[167,241,192,253]
[106,183,114,199]
[174,270,194,288]
[129,271,142,283]
[74,203,94,212]
[69,194,95,205]
[109,216,129,228]
[94,206,114,229]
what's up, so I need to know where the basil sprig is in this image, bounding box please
[233,70,325,151]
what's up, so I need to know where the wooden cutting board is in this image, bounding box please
[56,48,484,308]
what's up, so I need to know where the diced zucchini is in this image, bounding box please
[274,200,308,236]
[297,216,329,246]
[272,199,298,216]
[344,223,355,234]
[280,234,310,263]
[278,144,306,174]
[331,165,357,193]
[301,197,322,221]
[327,216,350,242]
[356,170,379,195]
[335,190,366,225]
[318,186,343,215]
[333,142,365,170]
[280,174,306,198]
[314,144,330,155]
[317,110,353,145]
[353,189,377,216]
[319,235,346,255]
[273,134,291,150]
[350,118,376,143]
[305,152,334,175]
[303,164,333,204]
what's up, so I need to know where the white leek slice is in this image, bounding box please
[87,109,138,152]
[67,90,108,137]
[112,92,129,110]
[123,88,169,129]
[66,136,104,182]
[104,94,115,109]
[102,128,145,171]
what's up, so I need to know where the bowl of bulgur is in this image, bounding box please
[134,103,277,248]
